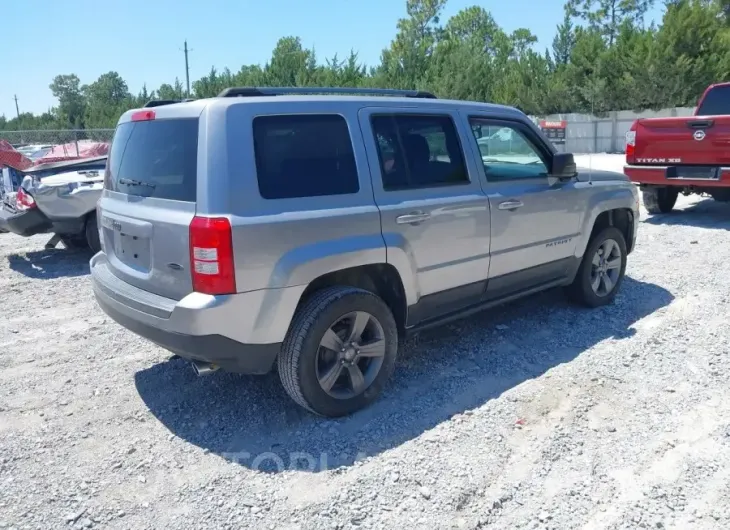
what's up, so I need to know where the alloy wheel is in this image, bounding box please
[315,311,386,399]
[590,238,622,297]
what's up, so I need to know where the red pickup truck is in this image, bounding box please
[624,82,730,213]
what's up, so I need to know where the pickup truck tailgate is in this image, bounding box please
[633,116,730,166]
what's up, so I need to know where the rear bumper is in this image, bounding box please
[89,253,300,374]
[97,297,281,374]
[0,206,52,237]
[624,165,730,187]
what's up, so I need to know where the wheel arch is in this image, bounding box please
[589,208,634,254]
[294,263,408,334]
[578,187,636,257]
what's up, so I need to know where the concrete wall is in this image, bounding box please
[538,107,696,154]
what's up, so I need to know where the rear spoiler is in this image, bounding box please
[22,155,108,175]
[143,99,196,108]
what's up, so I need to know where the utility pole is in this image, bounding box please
[183,40,192,97]
[13,94,20,119]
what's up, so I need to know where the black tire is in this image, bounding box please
[642,186,678,214]
[85,213,101,254]
[278,286,398,417]
[566,226,628,308]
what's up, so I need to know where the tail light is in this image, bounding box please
[15,188,36,211]
[625,121,638,164]
[189,216,236,295]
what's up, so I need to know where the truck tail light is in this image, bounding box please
[189,216,236,295]
[625,121,637,164]
[15,188,36,211]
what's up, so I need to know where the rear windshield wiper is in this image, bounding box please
[118,178,156,188]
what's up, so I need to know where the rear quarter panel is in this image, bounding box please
[210,100,389,294]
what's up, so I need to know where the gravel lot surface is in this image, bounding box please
[1,155,730,530]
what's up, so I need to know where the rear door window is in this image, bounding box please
[253,114,359,199]
[106,118,198,201]
[696,85,730,116]
[370,114,469,191]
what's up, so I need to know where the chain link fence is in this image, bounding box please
[0,129,114,158]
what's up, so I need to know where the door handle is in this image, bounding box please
[498,200,524,211]
[396,212,431,225]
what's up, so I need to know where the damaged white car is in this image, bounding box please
[0,156,105,252]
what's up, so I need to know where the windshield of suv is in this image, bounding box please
[696,85,730,116]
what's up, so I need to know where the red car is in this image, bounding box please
[624,82,730,213]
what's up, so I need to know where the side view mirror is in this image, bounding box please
[550,152,577,181]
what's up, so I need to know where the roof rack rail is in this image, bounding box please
[143,98,195,108]
[216,87,437,99]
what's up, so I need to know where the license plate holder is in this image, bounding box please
[112,231,150,266]
[666,166,720,180]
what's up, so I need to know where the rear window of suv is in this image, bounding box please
[106,118,198,201]
[253,114,359,199]
[696,85,730,116]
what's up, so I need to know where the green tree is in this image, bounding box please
[83,71,134,128]
[157,79,185,100]
[715,0,730,20]
[136,84,152,107]
[510,28,539,58]
[266,37,315,86]
[653,0,730,105]
[442,6,503,55]
[565,27,611,112]
[552,9,576,65]
[49,74,86,128]
[233,64,268,87]
[567,0,655,44]
[375,0,447,89]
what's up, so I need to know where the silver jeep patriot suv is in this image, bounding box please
[91,87,640,417]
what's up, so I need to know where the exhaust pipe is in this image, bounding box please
[191,360,219,376]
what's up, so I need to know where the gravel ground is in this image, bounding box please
[2,156,730,530]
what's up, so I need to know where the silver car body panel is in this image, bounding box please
[358,105,492,300]
[91,252,305,345]
[22,170,103,220]
[92,94,640,362]
[221,100,385,294]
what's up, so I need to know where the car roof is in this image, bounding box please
[118,95,525,124]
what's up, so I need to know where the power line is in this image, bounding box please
[13,94,20,119]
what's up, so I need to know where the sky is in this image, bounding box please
[1,0,666,118]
